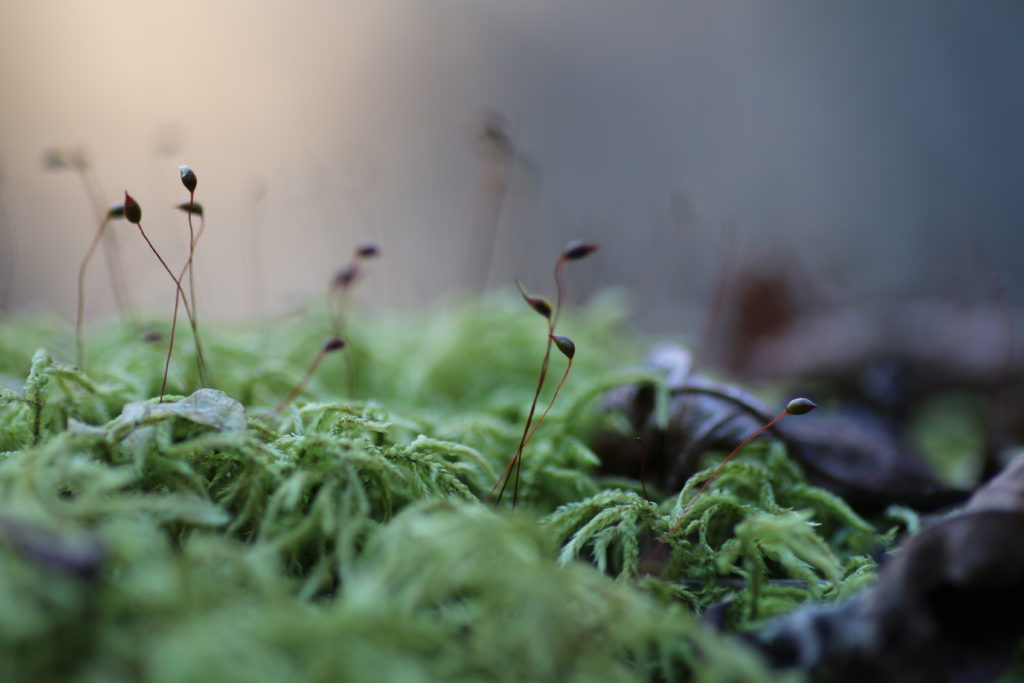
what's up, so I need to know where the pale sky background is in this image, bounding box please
[1,1,1022,331]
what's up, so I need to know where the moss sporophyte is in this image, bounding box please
[0,291,895,681]
[15,160,913,679]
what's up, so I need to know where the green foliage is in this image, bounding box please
[0,294,897,681]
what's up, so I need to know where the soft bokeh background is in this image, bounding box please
[1,0,1022,333]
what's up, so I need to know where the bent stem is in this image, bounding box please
[159,288,182,402]
[488,353,574,504]
[487,339,553,506]
[326,281,358,398]
[176,194,209,385]
[488,243,597,507]
[132,222,191,402]
[72,160,132,317]
[665,398,816,538]
[328,246,378,398]
[75,214,113,368]
[269,337,345,417]
[520,355,573,452]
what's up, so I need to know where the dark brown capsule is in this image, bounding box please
[550,334,576,359]
[123,192,142,224]
[323,336,347,352]
[515,281,552,319]
[562,240,599,261]
[332,263,360,289]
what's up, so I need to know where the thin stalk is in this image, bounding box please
[665,398,815,537]
[175,193,209,385]
[328,247,378,399]
[488,336,553,506]
[133,222,189,402]
[488,244,596,506]
[159,286,182,402]
[553,255,569,328]
[507,255,574,503]
[464,115,513,291]
[668,408,788,535]
[75,215,112,368]
[74,165,132,317]
[520,356,573,452]
[270,348,328,416]
[186,193,198,320]
[268,337,345,417]
[324,284,358,397]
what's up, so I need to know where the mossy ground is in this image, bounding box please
[0,292,902,682]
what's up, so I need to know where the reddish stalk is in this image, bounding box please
[519,335,575,452]
[75,154,132,316]
[665,397,817,537]
[483,282,554,505]
[75,204,124,368]
[328,243,379,397]
[175,167,209,385]
[487,241,598,506]
[124,192,191,402]
[490,335,554,505]
[492,337,577,506]
[46,148,133,317]
[465,112,514,291]
[269,336,346,417]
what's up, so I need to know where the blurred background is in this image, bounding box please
[1,0,1022,338]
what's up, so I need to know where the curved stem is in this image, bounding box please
[666,409,789,537]
[159,288,181,402]
[553,256,568,329]
[134,223,188,402]
[75,167,131,317]
[486,335,553,505]
[178,194,209,385]
[270,346,329,416]
[520,357,573,452]
[186,194,198,320]
[76,216,111,368]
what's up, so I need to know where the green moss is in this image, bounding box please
[0,293,888,681]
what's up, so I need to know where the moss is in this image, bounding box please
[0,293,888,681]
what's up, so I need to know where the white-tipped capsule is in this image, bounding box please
[561,240,599,261]
[179,166,197,193]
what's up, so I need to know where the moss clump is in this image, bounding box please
[0,293,889,681]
